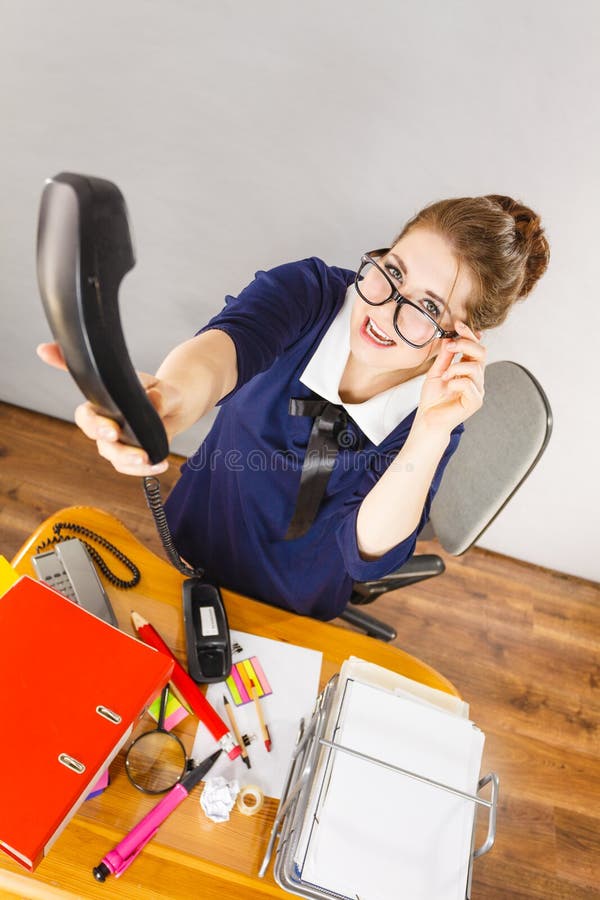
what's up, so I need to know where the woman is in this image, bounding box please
[38,194,549,620]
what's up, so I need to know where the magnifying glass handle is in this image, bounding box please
[156,686,169,730]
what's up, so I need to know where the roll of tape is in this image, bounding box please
[237,784,264,817]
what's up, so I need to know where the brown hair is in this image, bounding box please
[396,195,550,330]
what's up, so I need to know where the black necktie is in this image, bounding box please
[284,397,362,540]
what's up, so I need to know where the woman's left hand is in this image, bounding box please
[415,321,486,436]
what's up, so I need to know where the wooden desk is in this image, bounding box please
[3,506,458,900]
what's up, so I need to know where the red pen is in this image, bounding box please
[131,611,241,761]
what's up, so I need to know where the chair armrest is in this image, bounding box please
[351,554,445,605]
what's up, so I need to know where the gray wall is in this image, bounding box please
[1,0,599,581]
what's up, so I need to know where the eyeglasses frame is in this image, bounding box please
[355,249,459,348]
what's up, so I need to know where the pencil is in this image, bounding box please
[223,696,251,769]
[250,679,271,752]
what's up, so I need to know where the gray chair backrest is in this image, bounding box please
[429,361,552,556]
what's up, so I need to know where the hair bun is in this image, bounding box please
[486,194,550,296]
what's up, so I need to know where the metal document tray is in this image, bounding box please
[259,675,499,900]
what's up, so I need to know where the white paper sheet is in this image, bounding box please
[296,678,484,900]
[191,629,322,799]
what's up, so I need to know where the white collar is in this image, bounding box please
[299,285,425,446]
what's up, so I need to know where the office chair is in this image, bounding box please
[340,361,553,641]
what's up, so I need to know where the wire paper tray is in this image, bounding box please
[259,676,499,900]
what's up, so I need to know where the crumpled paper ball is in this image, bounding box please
[200,776,240,823]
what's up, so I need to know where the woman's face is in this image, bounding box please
[349,226,474,380]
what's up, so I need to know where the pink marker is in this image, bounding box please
[92,749,222,882]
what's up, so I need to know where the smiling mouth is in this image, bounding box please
[362,316,396,347]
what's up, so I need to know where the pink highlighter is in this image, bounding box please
[92,749,222,882]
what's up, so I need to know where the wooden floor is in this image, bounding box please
[0,401,598,899]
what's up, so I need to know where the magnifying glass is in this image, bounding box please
[125,686,188,794]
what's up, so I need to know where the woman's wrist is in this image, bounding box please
[408,412,453,455]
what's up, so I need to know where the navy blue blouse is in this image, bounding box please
[164,257,463,621]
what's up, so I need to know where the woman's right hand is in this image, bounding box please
[36,342,182,476]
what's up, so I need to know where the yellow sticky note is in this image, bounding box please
[0,556,19,596]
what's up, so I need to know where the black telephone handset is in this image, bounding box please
[36,172,232,683]
[37,172,168,464]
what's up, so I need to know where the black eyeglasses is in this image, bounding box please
[355,250,458,349]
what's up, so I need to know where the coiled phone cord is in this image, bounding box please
[35,522,141,589]
[34,482,202,589]
[142,476,204,579]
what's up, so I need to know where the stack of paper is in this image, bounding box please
[292,658,484,900]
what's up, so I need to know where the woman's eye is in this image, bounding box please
[422,298,441,318]
[385,264,403,283]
